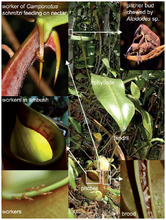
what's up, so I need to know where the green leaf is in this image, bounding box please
[135,76,146,89]
[71,134,81,141]
[75,57,91,62]
[71,35,95,41]
[139,142,152,159]
[68,88,82,98]
[138,124,150,141]
[69,116,82,134]
[128,95,153,140]
[111,164,117,170]
[76,73,88,80]
[150,138,164,143]
[62,110,68,127]
[142,70,149,81]
[91,74,135,131]
[123,73,137,84]
[70,138,81,150]
[68,165,76,191]
[143,87,155,100]
[69,157,75,170]
[109,3,118,14]
[68,160,77,190]
[102,57,117,77]
[69,157,78,176]
[68,209,75,218]
[87,44,95,65]
[75,63,93,69]
[86,160,93,166]
[130,82,140,100]
[107,188,120,197]
[149,71,164,79]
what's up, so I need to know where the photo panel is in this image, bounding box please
[120,1,164,70]
[2,170,68,218]
[2,2,69,217]
[2,96,68,170]
[68,1,164,219]
[2,1,68,96]
[1,1,165,219]
[120,160,164,218]
[68,2,121,218]
[2,96,68,218]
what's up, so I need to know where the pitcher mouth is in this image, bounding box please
[2,101,67,169]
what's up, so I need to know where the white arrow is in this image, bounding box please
[65,60,70,66]
[66,61,99,166]
[69,29,122,35]
[118,177,123,181]
[112,176,123,181]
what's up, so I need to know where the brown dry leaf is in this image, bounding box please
[76,208,90,218]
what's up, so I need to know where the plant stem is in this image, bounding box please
[80,36,91,81]
[109,131,123,167]
[93,9,102,75]
[142,82,148,105]
[98,137,112,154]
[2,15,55,96]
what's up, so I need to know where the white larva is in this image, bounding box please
[142,171,147,186]
[143,186,148,194]
[141,162,146,170]
[143,186,151,203]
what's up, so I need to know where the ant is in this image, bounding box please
[22,194,33,201]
